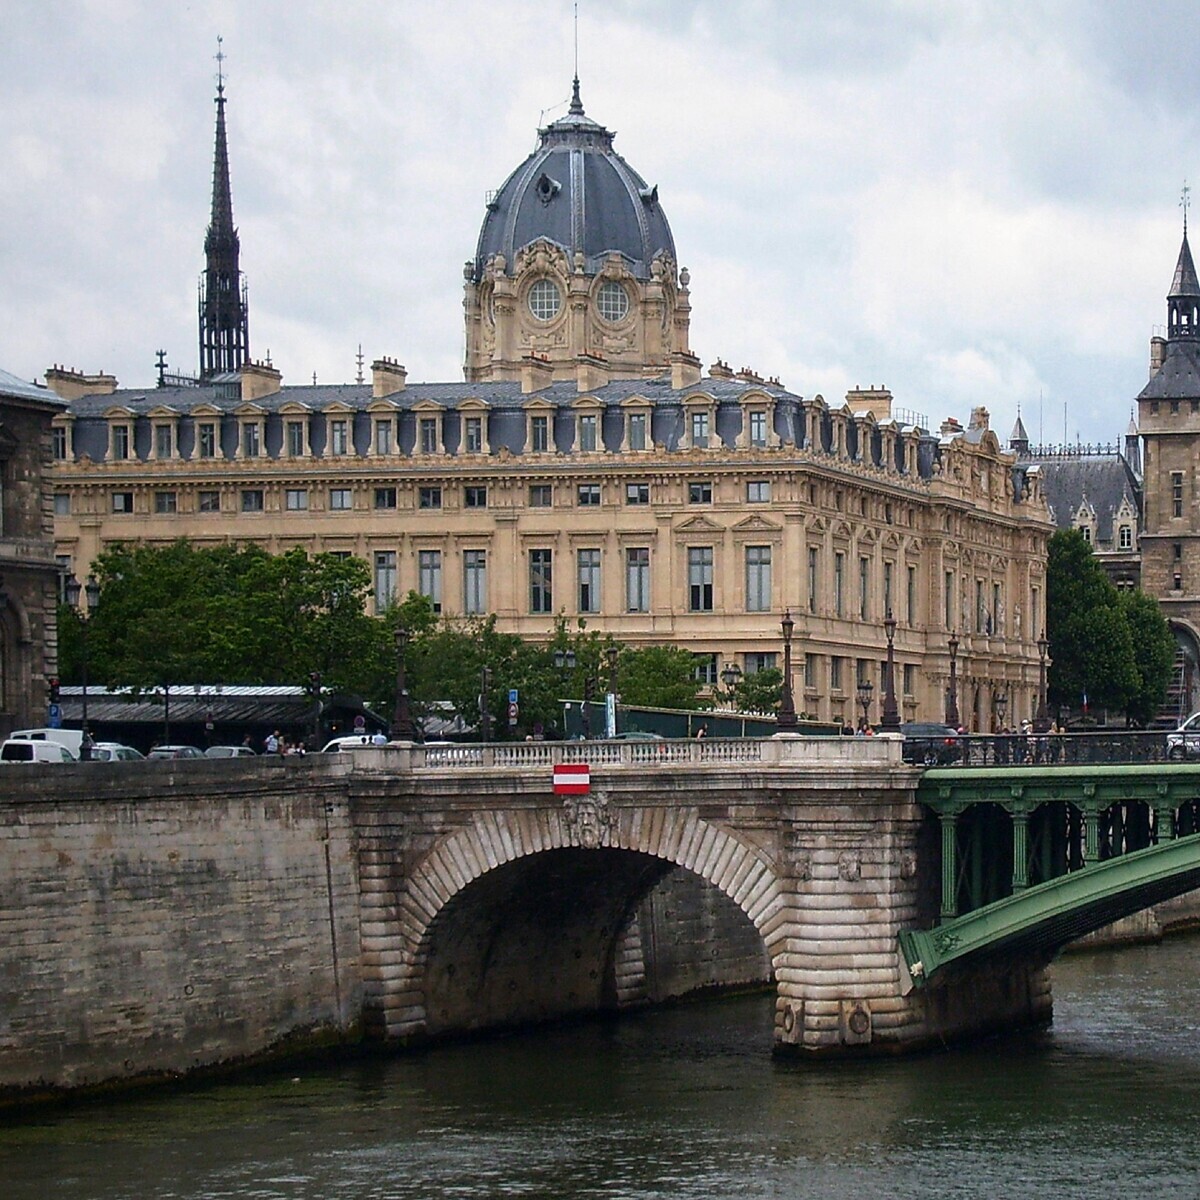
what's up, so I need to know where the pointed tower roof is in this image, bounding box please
[1169,230,1199,300]
[1010,411,1029,449]
[204,63,238,259]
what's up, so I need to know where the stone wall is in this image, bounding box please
[0,759,361,1100]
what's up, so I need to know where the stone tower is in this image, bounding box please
[198,62,250,380]
[463,79,697,386]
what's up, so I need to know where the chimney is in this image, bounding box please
[575,352,610,393]
[1150,335,1167,376]
[240,361,282,402]
[44,366,118,401]
[671,351,703,389]
[372,357,407,397]
[708,359,734,380]
[845,385,893,421]
[521,354,554,394]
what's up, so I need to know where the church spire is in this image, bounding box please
[199,37,250,379]
[1168,182,1200,341]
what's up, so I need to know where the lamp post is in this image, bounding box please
[1036,635,1050,732]
[479,665,492,743]
[553,647,577,737]
[392,623,416,741]
[856,678,874,730]
[64,574,100,760]
[720,661,743,708]
[605,645,619,738]
[947,632,961,729]
[307,671,322,748]
[880,610,900,731]
[778,610,798,730]
[995,691,1008,730]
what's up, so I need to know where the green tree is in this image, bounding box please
[616,645,704,711]
[1119,588,1176,726]
[731,667,782,715]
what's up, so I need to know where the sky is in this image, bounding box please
[5,0,1200,448]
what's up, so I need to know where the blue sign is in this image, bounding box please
[47,703,62,728]
[508,688,519,704]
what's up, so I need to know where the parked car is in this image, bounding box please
[87,742,144,762]
[322,734,388,752]
[1166,711,1200,760]
[147,744,205,759]
[204,745,257,758]
[0,738,77,763]
[8,727,84,756]
[899,722,962,765]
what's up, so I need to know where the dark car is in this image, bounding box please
[147,744,205,760]
[900,722,961,765]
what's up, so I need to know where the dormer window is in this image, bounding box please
[153,424,173,460]
[285,418,309,457]
[627,411,647,451]
[419,416,439,454]
[1119,524,1132,550]
[242,422,261,458]
[1079,524,1091,543]
[464,416,483,453]
[111,425,130,460]
[197,422,216,458]
[374,419,393,455]
[530,413,549,452]
[578,413,598,452]
[329,419,349,456]
[691,411,709,448]
[748,410,767,448]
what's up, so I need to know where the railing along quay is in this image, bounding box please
[947,731,1185,768]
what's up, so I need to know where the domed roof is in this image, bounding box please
[473,80,676,284]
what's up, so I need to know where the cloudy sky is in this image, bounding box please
[4,0,1200,447]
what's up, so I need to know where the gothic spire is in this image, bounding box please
[199,37,250,379]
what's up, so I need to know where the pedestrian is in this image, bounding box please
[265,729,280,754]
[695,724,707,739]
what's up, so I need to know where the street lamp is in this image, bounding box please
[605,644,619,738]
[947,631,961,729]
[392,623,416,740]
[778,610,798,730]
[64,574,100,760]
[720,662,743,708]
[1036,635,1050,731]
[995,691,1008,730]
[553,647,577,737]
[856,678,874,729]
[880,610,900,731]
[308,671,322,748]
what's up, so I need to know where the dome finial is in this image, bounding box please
[570,74,584,115]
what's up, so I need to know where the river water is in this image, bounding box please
[3,936,1199,1199]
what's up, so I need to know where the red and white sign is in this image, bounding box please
[553,763,591,795]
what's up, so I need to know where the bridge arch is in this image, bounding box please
[378,801,784,1040]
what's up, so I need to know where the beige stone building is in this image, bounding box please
[46,78,1054,730]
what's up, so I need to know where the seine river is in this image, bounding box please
[3,936,1199,1199]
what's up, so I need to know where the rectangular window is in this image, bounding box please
[628,412,647,451]
[834,552,845,617]
[374,551,396,613]
[859,556,870,620]
[693,654,718,686]
[907,565,917,624]
[691,411,709,448]
[577,549,601,613]
[749,410,767,447]
[242,423,260,458]
[530,549,553,613]
[529,484,552,508]
[330,419,348,456]
[903,663,915,696]
[1119,524,1132,550]
[746,545,772,612]
[577,483,601,506]
[688,546,714,612]
[241,489,264,513]
[52,426,67,460]
[808,547,819,614]
[111,491,134,514]
[286,488,309,511]
[745,652,777,674]
[830,656,843,691]
[1173,471,1184,518]
[804,653,816,689]
[419,486,442,510]
[625,482,649,505]
[530,414,549,452]
[464,485,487,509]
[464,550,487,615]
[418,550,442,613]
[747,480,770,503]
[54,493,70,516]
[374,487,397,510]
[287,420,306,457]
[154,425,173,459]
[689,481,713,504]
[993,582,1002,635]
[579,413,598,452]
[373,419,392,456]
[976,579,986,634]
[944,570,954,628]
[419,417,438,454]
[198,422,216,458]
[626,547,650,612]
[154,490,177,515]
[1031,585,1041,641]
[111,426,129,460]
[464,416,483,453]
[330,488,353,511]
[199,490,221,513]
[884,561,894,617]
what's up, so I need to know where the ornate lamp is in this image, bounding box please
[947,632,961,728]
[880,610,900,731]
[778,610,798,730]
[392,623,416,740]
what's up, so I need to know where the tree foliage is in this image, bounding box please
[1046,529,1173,723]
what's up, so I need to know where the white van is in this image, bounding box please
[1,738,77,763]
[9,727,84,756]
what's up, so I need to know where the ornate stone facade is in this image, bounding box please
[44,79,1055,730]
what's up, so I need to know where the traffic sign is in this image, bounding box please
[553,763,590,795]
[508,688,519,704]
[507,701,519,726]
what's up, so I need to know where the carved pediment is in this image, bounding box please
[675,514,724,534]
[189,403,222,418]
[146,404,179,419]
[102,405,136,420]
[278,401,313,416]
[457,396,490,412]
[732,514,782,535]
[411,399,446,413]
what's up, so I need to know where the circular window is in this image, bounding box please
[597,281,629,323]
[528,279,562,321]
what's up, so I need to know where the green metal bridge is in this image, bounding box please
[899,762,1200,988]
